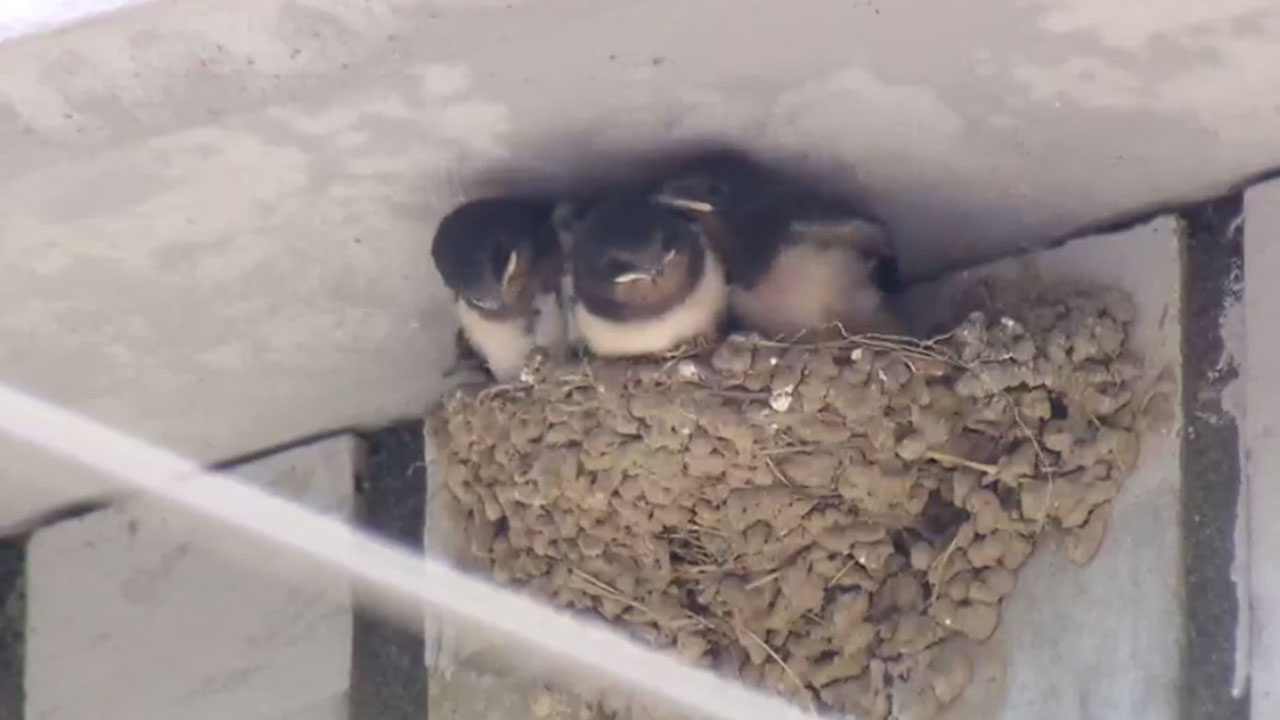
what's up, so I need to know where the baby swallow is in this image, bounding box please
[566,193,729,358]
[654,157,904,340]
[430,197,567,382]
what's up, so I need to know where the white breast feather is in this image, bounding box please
[456,292,569,382]
[574,251,729,357]
[456,301,534,382]
[730,243,891,337]
[532,291,568,355]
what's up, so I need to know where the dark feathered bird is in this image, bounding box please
[430,197,567,381]
[563,193,729,357]
[653,154,903,340]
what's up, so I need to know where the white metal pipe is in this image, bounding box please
[0,383,831,720]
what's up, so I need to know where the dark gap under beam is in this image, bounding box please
[349,421,429,720]
[0,540,24,720]
[1179,195,1248,720]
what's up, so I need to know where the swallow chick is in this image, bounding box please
[567,193,729,358]
[655,160,904,340]
[430,197,567,382]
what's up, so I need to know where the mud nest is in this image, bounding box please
[426,288,1169,720]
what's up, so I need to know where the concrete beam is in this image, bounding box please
[23,435,361,720]
[1245,178,1280,718]
[6,0,1280,539]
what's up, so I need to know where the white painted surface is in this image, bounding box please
[24,435,360,720]
[1220,249,1248,698]
[898,219,1183,720]
[1246,179,1280,717]
[0,0,147,43]
[2,0,1280,525]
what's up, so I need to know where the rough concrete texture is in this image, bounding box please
[3,0,1280,526]
[24,435,360,720]
[1245,179,1280,718]
[422,218,1182,719]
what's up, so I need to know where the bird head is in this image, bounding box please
[570,194,707,319]
[431,198,552,315]
[652,160,754,217]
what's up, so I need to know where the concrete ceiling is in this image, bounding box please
[2,0,1279,518]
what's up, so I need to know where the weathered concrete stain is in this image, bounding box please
[1,0,1279,529]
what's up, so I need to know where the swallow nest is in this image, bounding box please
[426,287,1171,720]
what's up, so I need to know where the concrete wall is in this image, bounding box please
[3,0,1280,520]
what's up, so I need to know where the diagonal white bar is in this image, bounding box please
[0,382,828,720]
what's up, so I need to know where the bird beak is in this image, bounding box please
[652,193,715,213]
[500,248,522,289]
[613,249,677,284]
[465,294,503,312]
[613,271,655,284]
[653,174,724,213]
[495,246,533,307]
